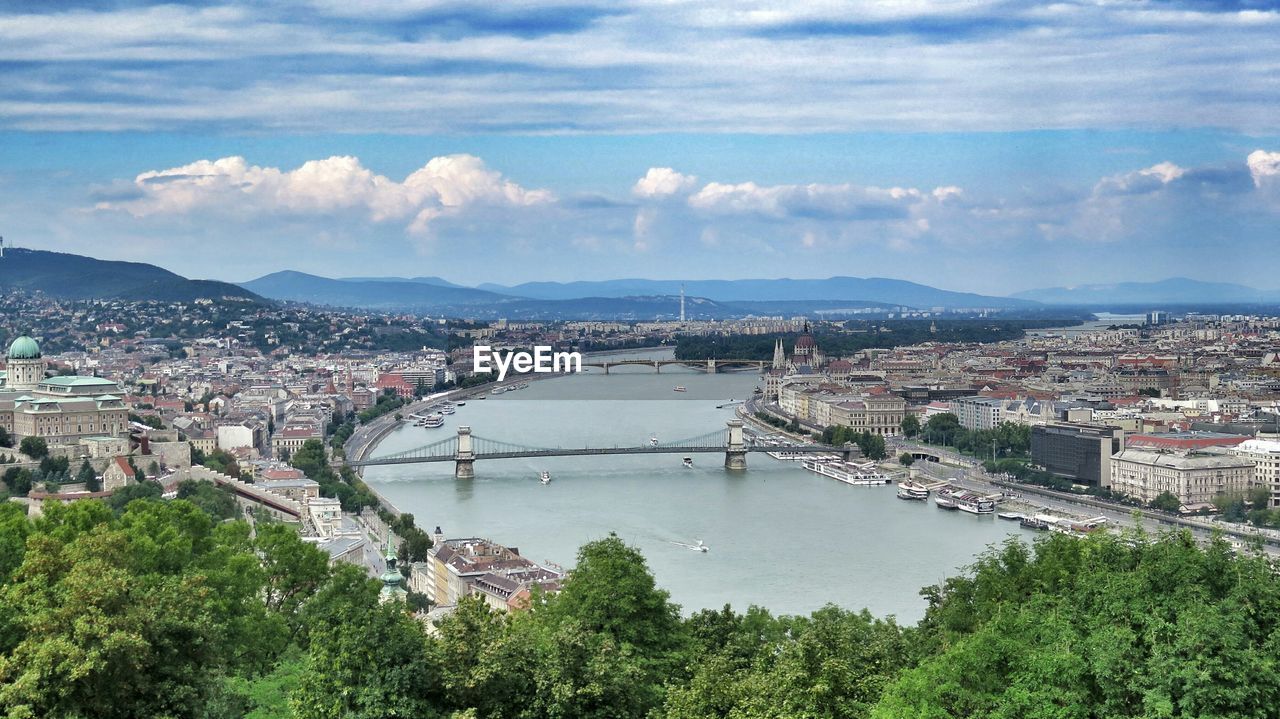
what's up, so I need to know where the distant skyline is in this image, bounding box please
[1,1,1279,292]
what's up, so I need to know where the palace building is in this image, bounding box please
[0,336,130,447]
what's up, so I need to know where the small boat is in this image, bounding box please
[421,413,445,428]
[935,496,959,510]
[682,457,694,468]
[693,539,708,553]
[650,436,659,446]
[997,512,1024,521]
[490,387,505,395]
[896,480,930,500]
[439,404,456,415]
[673,386,687,392]
[455,401,466,407]
[539,470,551,484]
[1020,516,1051,531]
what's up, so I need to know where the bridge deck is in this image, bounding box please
[351,444,836,467]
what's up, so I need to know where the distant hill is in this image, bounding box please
[0,248,261,303]
[1012,278,1280,306]
[240,271,511,311]
[477,277,1035,309]
[339,275,464,288]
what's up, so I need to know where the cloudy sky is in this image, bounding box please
[2,0,1279,293]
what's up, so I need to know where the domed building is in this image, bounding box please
[5,335,44,391]
[0,335,129,448]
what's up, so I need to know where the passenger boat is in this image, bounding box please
[935,495,959,510]
[539,470,552,484]
[438,403,456,415]
[1020,516,1051,531]
[673,386,687,392]
[420,413,445,428]
[935,487,996,514]
[896,480,930,501]
[682,457,694,468]
[801,459,891,486]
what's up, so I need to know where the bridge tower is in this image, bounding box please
[455,426,475,479]
[706,358,717,374]
[724,419,747,470]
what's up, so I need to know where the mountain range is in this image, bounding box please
[0,248,260,303]
[1011,278,1280,306]
[4,247,1276,315]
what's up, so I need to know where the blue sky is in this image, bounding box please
[1,1,1279,294]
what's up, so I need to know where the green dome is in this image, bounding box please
[7,336,40,360]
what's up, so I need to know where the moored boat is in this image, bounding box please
[421,413,445,428]
[801,459,891,486]
[896,479,930,500]
[673,386,687,392]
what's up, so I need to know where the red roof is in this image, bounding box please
[113,456,136,478]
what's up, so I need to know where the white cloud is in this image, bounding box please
[632,167,698,198]
[686,179,943,221]
[1247,149,1280,187]
[97,153,554,235]
[1093,161,1187,196]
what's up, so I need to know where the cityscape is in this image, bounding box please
[4,1,1280,718]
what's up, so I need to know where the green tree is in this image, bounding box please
[107,480,163,513]
[76,459,99,492]
[0,426,11,448]
[175,479,239,520]
[900,414,921,438]
[292,600,442,719]
[18,435,48,459]
[1149,490,1181,513]
[899,452,915,467]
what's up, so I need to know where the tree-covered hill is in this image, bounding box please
[1,492,1275,718]
[0,248,261,303]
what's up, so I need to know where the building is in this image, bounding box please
[1110,448,1254,506]
[1126,431,1248,452]
[950,396,1003,431]
[0,336,130,447]
[1229,438,1280,508]
[423,531,563,611]
[1031,423,1125,487]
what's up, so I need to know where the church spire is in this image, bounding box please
[379,538,409,603]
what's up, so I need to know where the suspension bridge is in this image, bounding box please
[580,358,766,374]
[349,420,847,478]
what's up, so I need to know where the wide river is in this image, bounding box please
[365,350,1036,623]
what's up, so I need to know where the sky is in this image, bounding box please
[1,0,1280,294]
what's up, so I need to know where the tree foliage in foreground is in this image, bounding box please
[3,491,1279,719]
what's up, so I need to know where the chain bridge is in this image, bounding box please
[349,420,845,478]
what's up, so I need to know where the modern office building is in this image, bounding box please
[1031,422,1125,487]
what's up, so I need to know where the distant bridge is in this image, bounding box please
[349,421,847,478]
[580,358,766,374]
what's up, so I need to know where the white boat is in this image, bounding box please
[539,470,551,484]
[693,539,708,553]
[937,487,996,514]
[421,413,445,428]
[673,386,687,392]
[650,436,659,446]
[490,387,505,395]
[896,480,930,501]
[439,404,456,415]
[455,401,466,407]
[801,459,891,486]
[682,457,694,468]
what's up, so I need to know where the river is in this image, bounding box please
[364,350,1037,622]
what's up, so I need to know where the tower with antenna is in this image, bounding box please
[679,284,686,323]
